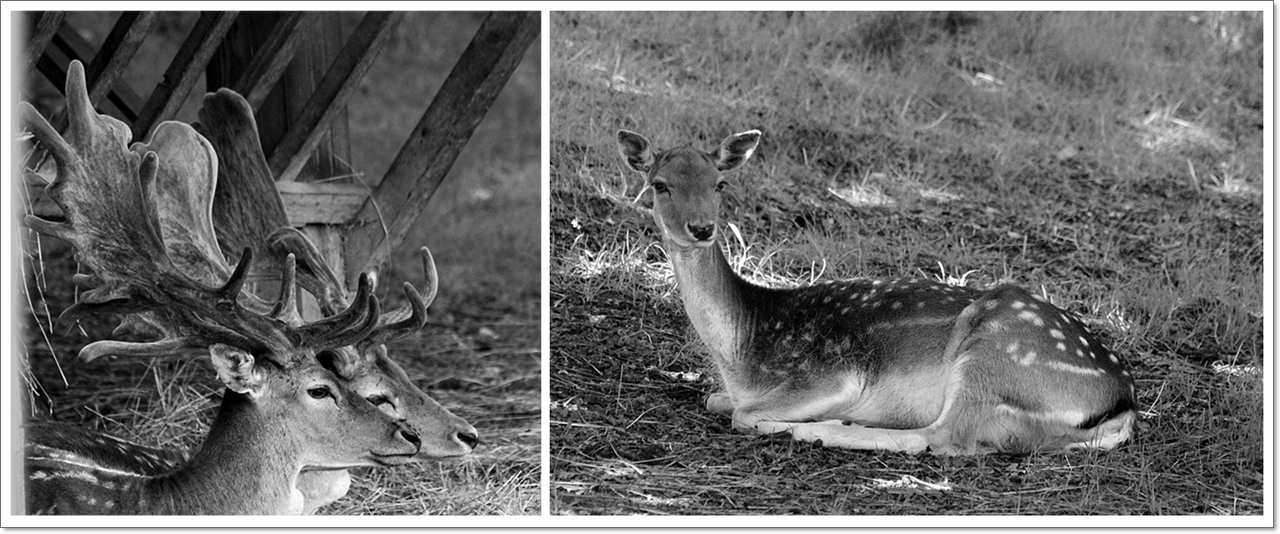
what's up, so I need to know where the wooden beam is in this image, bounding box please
[24,12,66,74]
[342,12,538,284]
[51,12,155,132]
[233,12,316,111]
[280,14,352,186]
[267,12,402,183]
[25,180,368,226]
[39,22,146,123]
[132,11,238,142]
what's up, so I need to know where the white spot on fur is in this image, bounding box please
[1050,329,1065,340]
[1011,301,1026,310]
[1056,342,1067,352]
[1044,360,1105,376]
[1018,310,1045,326]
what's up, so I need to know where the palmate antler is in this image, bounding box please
[194,88,435,351]
[22,61,380,366]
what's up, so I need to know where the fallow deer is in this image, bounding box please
[19,61,433,514]
[616,129,1136,455]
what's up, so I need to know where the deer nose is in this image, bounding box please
[687,223,714,241]
[456,430,480,450]
[398,426,422,453]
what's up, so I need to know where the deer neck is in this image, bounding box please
[664,233,751,368]
[148,392,304,515]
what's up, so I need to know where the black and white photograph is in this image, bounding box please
[3,3,1273,527]
[12,11,540,517]
[548,11,1264,517]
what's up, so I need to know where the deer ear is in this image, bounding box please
[616,130,654,174]
[210,344,265,397]
[715,130,761,172]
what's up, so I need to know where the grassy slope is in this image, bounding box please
[550,12,1263,515]
[19,12,540,515]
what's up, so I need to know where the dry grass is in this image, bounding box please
[550,11,1263,516]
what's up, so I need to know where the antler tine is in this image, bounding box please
[303,292,382,351]
[360,247,439,349]
[293,273,374,343]
[216,247,254,302]
[416,246,439,310]
[266,227,348,314]
[80,338,200,363]
[18,104,74,206]
[358,282,428,351]
[268,254,302,324]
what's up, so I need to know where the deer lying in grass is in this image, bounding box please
[188,88,481,512]
[616,129,1136,455]
[18,61,457,515]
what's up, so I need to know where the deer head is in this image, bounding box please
[192,86,477,459]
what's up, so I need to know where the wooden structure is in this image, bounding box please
[21,11,538,289]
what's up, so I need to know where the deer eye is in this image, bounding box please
[307,386,333,400]
[367,394,395,410]
[715,181,728,192]
[651,182,669,194]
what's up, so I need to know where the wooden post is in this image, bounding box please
[23,12,67,74]
[342,11,539,286]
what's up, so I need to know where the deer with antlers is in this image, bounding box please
[20,61,474,515]
[194,86,482,512]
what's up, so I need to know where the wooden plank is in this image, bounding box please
[24,12,66,73]
[312,14,352,184]
[276,181,369,225]
[342,12,538,283]
[26,180,368,226]
[267,12,402,183]
[278,13,352,184]
[40,23,145,122]
[233,12,315,112]
[132,11,238,141]
[52,12,155,132]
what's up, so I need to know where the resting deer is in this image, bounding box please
[189,88,478,511]
[19,61,431,514]
[616,129,1136,455]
